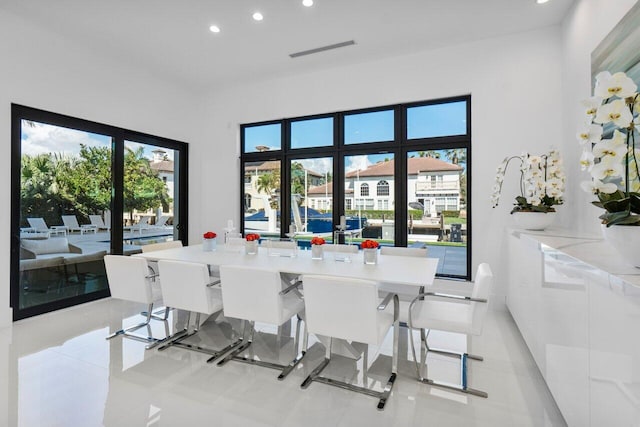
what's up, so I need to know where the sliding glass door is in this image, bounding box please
[11,105,189,320]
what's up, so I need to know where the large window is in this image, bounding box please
[241,95,471,279]
[11,105,189,320]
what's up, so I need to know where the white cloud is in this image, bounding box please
[345,155,371,173]
[297,157,332,175]
[21,122,110,156]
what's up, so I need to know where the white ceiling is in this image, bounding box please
[1,0,575,91]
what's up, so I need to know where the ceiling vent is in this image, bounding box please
[289,40,356,58]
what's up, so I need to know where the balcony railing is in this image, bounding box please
[415,182,459,191]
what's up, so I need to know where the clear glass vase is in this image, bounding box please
[245,240,258,255]
[363,248,378,265]
[311,244,324,260]
[203,237,217,252]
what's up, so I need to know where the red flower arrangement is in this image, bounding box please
[245,233,260,242]
[203,231,217,239]
[360,239,379,249]
[311,237,326,245]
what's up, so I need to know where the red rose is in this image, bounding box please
[311,237,326,245]
[361,239,379,249]
[203,231,217,239]
[246,233,260,242]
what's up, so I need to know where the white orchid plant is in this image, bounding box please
[491,150,565,214]
[579,71,640,226]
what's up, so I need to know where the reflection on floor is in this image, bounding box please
[1,299,566,426]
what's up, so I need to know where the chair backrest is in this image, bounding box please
[138,215,151,225]
[263,239,296,257]
[104,255,154,304]
[104,210,111,228]
[470,263,493,335]
[303,274,385,344]
[155,215,171,227]
[157,260,222,315]
[219,264,287,325]
[141,240,183,253]
[323,244,358,254]
[27,218,49,231]
[89,215,105,227]
[380,246,427,257]
[61,215,80,229]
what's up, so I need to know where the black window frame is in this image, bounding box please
[11,104,189,320]
[240,95,471,280]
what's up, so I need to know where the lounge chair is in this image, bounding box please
[26,218,67,237]
[61,215,98,235]
[89,215,110,231]
[153,215,172,228]
[124,215,152,235]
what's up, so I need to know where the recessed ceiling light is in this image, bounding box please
[252,12,264,21]
[303,0,314,6]
[536,0,550,3]
[209,25,220,33]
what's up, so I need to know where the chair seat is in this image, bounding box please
[410,299,473,335]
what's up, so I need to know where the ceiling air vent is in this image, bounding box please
[289,40,356,58]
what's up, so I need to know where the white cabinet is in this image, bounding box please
[507,231,640,426]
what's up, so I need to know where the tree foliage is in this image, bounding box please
[20,144,170,226]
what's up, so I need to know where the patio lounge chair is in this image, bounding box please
[153,215,172,228]
[89,214,110,231]
[124,215,152,235]
[26,218,67,237]
[61,215,98,235]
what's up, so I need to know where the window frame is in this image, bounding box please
[11,104,189,320]
[240,95,471,280]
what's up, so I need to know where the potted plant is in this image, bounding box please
[579,71,640,266]
[491,150,565,230]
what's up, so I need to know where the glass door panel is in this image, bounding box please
[18,120,111,311]
[407,149,467,277]
[344,153,395,246]
[289,157,333,245]
[243,160,282,238]
[122,141,179,252]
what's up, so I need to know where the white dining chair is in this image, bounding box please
[300,274,399,410]
[155,260,241,361]
[263,239,297,257]
[323,243,358,262]
[140,240,184,319]
[379,246,428,323]
[104,255,166,344]
[407,262,493,398]
[216,264,306,380]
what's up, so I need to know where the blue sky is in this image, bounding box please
[244,100,467,153]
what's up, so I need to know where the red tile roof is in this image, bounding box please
[345,157,462,178]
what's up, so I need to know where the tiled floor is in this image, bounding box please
[1,299,566,426]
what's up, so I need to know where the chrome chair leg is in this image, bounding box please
[302,296,400,411]
[408,324,488,398]
[217,319,307,380]
[107,303,160,344]
[155,309,237,362]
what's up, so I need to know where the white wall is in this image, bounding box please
[560,0,639,235]
[201,27,565,308]
[0,10,206,328]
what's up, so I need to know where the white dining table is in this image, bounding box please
[135,243,439,358]
[135,244,438,288]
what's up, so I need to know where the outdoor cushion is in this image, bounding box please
[20,238,82,259]
[19,256,66,271]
